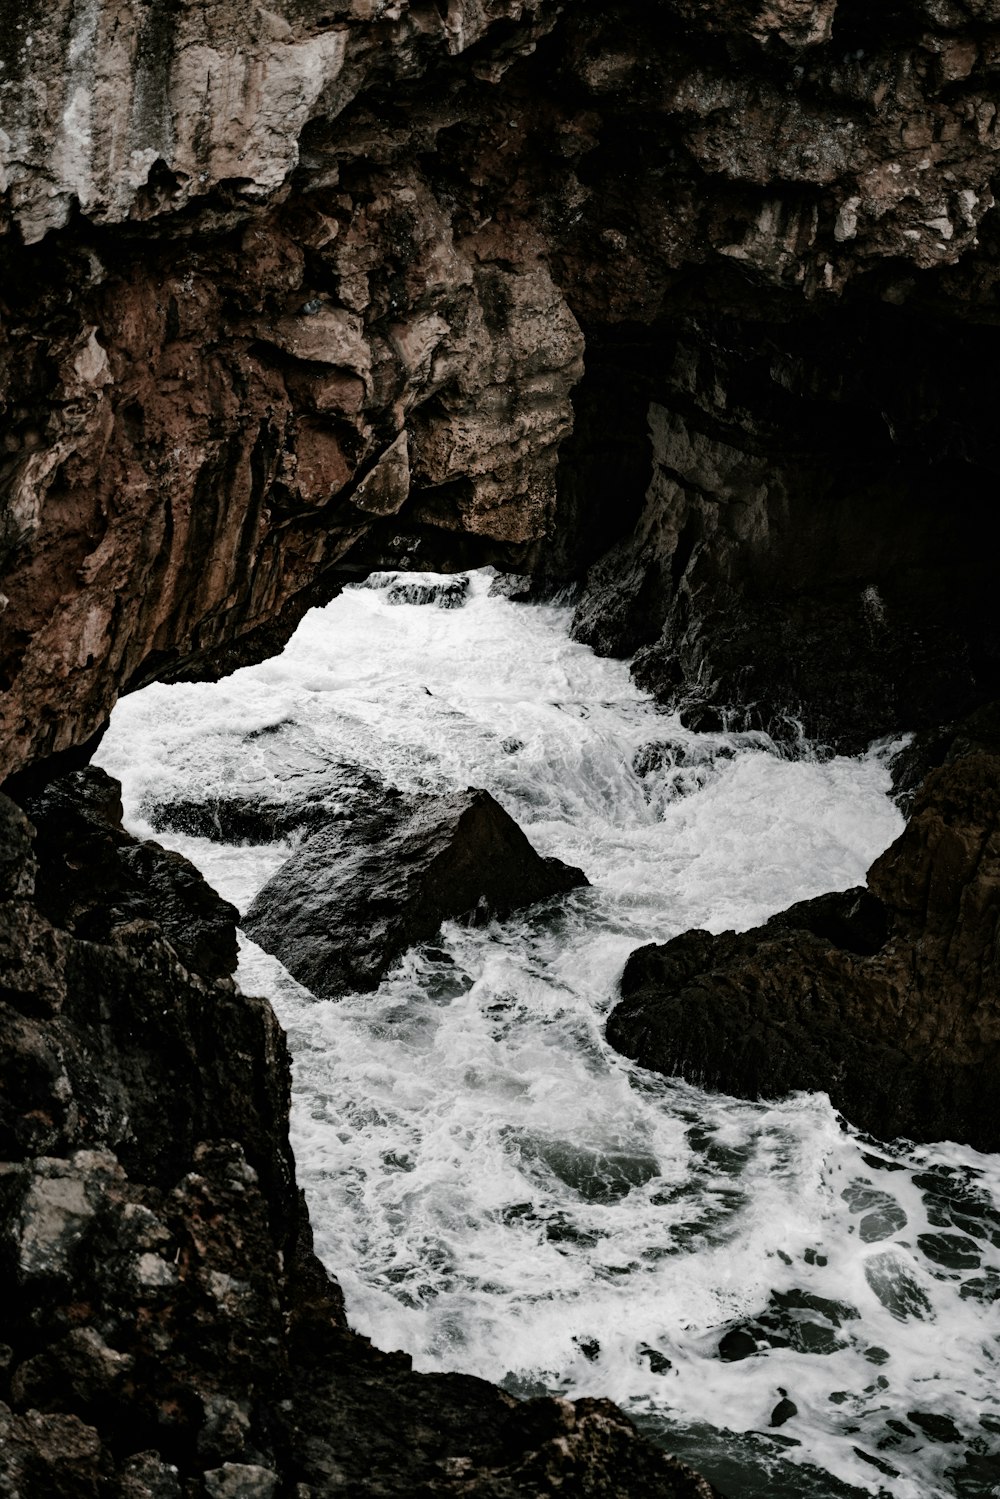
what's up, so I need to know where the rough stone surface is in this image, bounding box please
[6,1,1000,773]
[244,786,588,996]
[564,304,1000,752]
[607,743,1000,1151]
[5,0,1000,1489]
[0,770,717,1498]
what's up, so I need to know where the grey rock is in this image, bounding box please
[204,1463,279,1499]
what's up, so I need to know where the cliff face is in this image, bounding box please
[5,0,1000,776]
[4,2,1000,1494]
[0,768,719,1498]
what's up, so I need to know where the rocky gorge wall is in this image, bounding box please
[4,0,1000,1494]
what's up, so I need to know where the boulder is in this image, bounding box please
[143,725,385,845]
[243,788,587,997]
[607,745,1000,1150]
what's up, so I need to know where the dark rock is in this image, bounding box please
[144,728,386,845]
[0,772,717,1499]
[361,572,472,608]
[244,788,588,997]
[562,308,1000,756]
[22,767,238,985]
[769,1393,797,1429]
[907,1411,963,1445]
[607,746,1000,1150]
[889,700,1000,812]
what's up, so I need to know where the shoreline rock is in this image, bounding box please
[0,768,716,1498]
[244,787,588,998]
[607,743,1000,1152]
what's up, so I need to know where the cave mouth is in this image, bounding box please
[550,274,1000,756]
[89,567,997,1499]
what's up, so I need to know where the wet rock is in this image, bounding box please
[907,1411,963,1444]
[770,1392,797,1428]
[362,572,472,608]
[22,767,238,984]
[639,1346,673,1375]
[144,727,386,845]
[0,771,715,1499]
[244,788,587,997]
[608,745,1000,1150]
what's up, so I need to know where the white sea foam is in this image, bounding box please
[98,569,1000,1499]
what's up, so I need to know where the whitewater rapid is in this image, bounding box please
[97,570,1000,1499]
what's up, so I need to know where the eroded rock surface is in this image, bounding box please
[244,786,588,996]
[6,1,1000,773]
[607,741,1000,1150]
[0,769,716,1498]
[5,0,1000,1486]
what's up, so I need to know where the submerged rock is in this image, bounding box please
[244,787,587,997]
[144,725,386,845]
[607,743,1000,1151]
[362,572,472,608]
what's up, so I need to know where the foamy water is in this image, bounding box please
[97,570,1000,1499]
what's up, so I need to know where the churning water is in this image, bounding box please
[97,570,1000,1499]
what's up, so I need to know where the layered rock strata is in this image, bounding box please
[0,767,717,1498]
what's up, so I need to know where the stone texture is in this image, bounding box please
[5,0,1000,1489]
[6,0,1000,774]
[562,302,1000,751]
[0,769,717,1497]
[607,741,1000,1151]
[244,786,588,996]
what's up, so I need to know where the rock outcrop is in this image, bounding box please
[0,768,716,1498]
[607,741,1000,1150]
[244,787,588,997]
[6,0,1000,1490]
[6,0,1000,775]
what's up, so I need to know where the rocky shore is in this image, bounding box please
[4,0,1000,1493]
[0,767,717,1497]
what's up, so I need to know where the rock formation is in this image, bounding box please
[0,768,716,1498]
[608,726,1000,1150]
[5,0,1000,1492]
[244,786,588,997]
[5,0,1000,775]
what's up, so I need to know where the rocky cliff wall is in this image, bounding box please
[5,0,1000,776]
[4,2,1000,1495]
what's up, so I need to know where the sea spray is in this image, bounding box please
[98,570,1000,1499]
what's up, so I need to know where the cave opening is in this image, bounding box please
[79,560,990,1499]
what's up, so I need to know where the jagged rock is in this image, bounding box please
[607,744,1000,1150]
[244,787,588,997]
[143,725,386,845]
[6,1,1000,773]
[22,767,239,984]
[361,571,472,608]
[0,770,719,1499]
